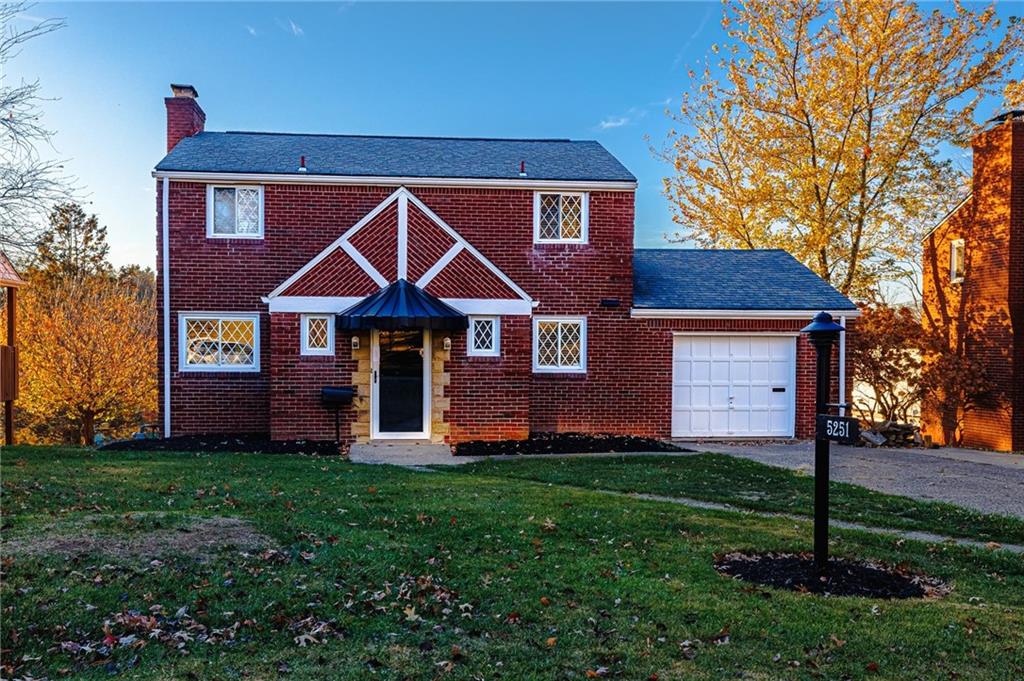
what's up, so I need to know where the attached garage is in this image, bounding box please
[632,249,860,440]
[671,334,795,438]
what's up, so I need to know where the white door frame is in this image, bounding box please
[370,328,432,440]
[670,332,797,438]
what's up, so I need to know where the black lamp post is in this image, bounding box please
[801,311,845,575]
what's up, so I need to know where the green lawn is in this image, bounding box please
[1,446,1022,680]
[457,454,1024,546]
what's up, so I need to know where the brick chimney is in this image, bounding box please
[165,83,205,152]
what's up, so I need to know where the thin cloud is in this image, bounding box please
[276,18,304,37]
[596,107,646,131]
[672,5,714,71]
[599,116,630,130]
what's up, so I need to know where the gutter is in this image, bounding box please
[630,308,862,320]
[151,169,637,192]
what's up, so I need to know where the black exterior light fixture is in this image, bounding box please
[800,311,857,576]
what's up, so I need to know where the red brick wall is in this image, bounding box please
[269,313,358,443]
[446,317,532,442]
[921,118,1022,451]
[159,179,843,443]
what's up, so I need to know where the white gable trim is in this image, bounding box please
[416,243,464,288]
[397,192,409,279]
[265,186,533,304]
[404,191,533,303]
[266,187,404,298]
[267,295,531,315]
[340,240,388,287]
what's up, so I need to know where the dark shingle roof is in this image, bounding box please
[155,131,636,182]
[633,249,857,311]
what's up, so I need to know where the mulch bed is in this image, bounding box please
[101,434,340,455]
[453,432,686,457]
[714,551,950,599]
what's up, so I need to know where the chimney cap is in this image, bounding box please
[170,83,199,99]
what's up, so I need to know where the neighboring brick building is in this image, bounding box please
[154,84,857,450]
[921,111,1024,452]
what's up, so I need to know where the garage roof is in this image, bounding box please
[633,249,857,311]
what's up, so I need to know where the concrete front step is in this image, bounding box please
[349,441,457,467]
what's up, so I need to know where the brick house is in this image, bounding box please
[921,111,1023,452]
[154,84,857,450]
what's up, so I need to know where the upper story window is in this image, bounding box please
[207,185,264,238]
[180,313,259,372]
[533,317,586,373]
[301,314,334,356]
[468,316,500,357]
[534,192,588,244]
[950,239,965,284]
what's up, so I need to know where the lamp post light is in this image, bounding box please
[801,311,846,576]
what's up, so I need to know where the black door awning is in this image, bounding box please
[336,279,469,331]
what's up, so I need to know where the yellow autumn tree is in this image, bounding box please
[663,0,1024,298]
[17,272,156,445]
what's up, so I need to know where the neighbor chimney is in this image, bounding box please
[165,83,205,152]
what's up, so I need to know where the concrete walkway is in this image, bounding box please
[692,441,1024,520]
[349,440,1023,519]
[623,490,1024,554]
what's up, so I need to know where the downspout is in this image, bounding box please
[838,315,847,417]
[162,177,171,437]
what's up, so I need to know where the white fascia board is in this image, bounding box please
[153,170,638,192]
[631,308,862,320]
[267,296,532,316]
[267,296,364,313]
[445,298,532,315]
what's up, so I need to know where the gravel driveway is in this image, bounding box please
[696,441,1024,519]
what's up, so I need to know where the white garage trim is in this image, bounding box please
[671,332,797,439]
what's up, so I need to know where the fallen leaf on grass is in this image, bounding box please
[294,633,319,647]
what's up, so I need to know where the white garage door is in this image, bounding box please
[672,335,795,438]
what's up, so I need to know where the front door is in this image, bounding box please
[371,329,430,439]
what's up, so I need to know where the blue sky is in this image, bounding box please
[12,1,723,268]
[9,2,1015,269]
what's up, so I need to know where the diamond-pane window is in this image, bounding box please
[302,315,334,356]
[534,318,585,372]
[182,315,258,371]
[210,186,263,237]
[468,317,499,356]
[535,193,586,242]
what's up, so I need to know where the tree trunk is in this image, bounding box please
[81,411,96,446]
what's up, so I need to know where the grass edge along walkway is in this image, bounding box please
[444,453,1024,546]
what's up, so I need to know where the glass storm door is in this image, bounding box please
[372,329,429,438]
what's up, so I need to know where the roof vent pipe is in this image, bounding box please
[298,155,307,173]
[519,160,527,177]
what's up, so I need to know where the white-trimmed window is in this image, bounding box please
[206,185,264,238]
[468,316,500,357]
[950,239,965,283]
[533,192,588,244]
[301,314,334,356]
[179,313,259,372]
[533,317,586,373]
